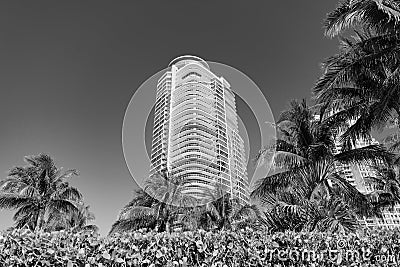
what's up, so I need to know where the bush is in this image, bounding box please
[1,227,400,266]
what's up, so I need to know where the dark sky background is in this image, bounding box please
[0,1,340,236]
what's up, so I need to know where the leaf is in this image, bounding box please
[156,250,163,258]
[272,241,279,248]
[102,252,111,260]
[90,240,99,246]
[116,258,124,263]
[336,252,343,265]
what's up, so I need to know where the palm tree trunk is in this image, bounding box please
[35,207,46,232]
[221,192,227,230]
[156,202,165,231]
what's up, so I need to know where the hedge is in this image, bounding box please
[1,227,400,266]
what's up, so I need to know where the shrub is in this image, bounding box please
[1,227,400,266]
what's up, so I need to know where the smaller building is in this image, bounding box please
[318,112,400,229]
[361,206,400,229]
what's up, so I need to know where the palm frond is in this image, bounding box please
[324,0,400,37]
[329,173,372,217]
[314,198,359,233]
[78,224,99,233]
[251,169,303,199]
[53,186,82,202]
[335,144,394,165]
[0,194,33,209]
[13,204,38,222]
[48,199,78,215]
[109,207,157,235]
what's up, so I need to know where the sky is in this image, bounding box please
[0,1,341,236]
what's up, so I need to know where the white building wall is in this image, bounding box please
[149,56,249,204]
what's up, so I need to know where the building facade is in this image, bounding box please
[312,112,400,229]
[149,55,249,204]
[331,119,400,229]
[333,135,380,192]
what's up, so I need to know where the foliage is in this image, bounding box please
[2,227,400,266]
[0,153,96,233]
[315,0,400,149]
[109,188,158,234]
[368,164,400,205]
[178,181,265,232]
[45,203,99,233]
[324,0,400,37]
[110,178,264,234]
[110,172,197,234]
[252,100,393,233]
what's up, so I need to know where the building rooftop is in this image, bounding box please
[168,55,210,70]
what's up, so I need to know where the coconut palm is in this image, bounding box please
[305,197,359,233]
[45,203,98,233]
[311,1,400,231]
[0,154,82,232]
[252,100,393,232]
[109,189,158,234]
[190,181,266,231]
[109,171,196,234]
[324,0,400,38]
[315,0,400,149]
[314,30,400,149]
[110,175,263,234]
[144,171,197,232]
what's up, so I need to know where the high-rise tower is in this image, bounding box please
[149,55,249,204]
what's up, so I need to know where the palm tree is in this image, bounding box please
[252,100,393,232]
[305,197,359,233]
[314,31,400,148]
[314,0,400,149]
[314,4,400,230]
[0,154,82,232]
[109,171,196,234]
[191,181,265,231]
[109,189,158,234]
[110,174,263,234]
[45,203,98,233]
[367,164,400,205]
[144,171,197,232]
[324,0,400,38]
